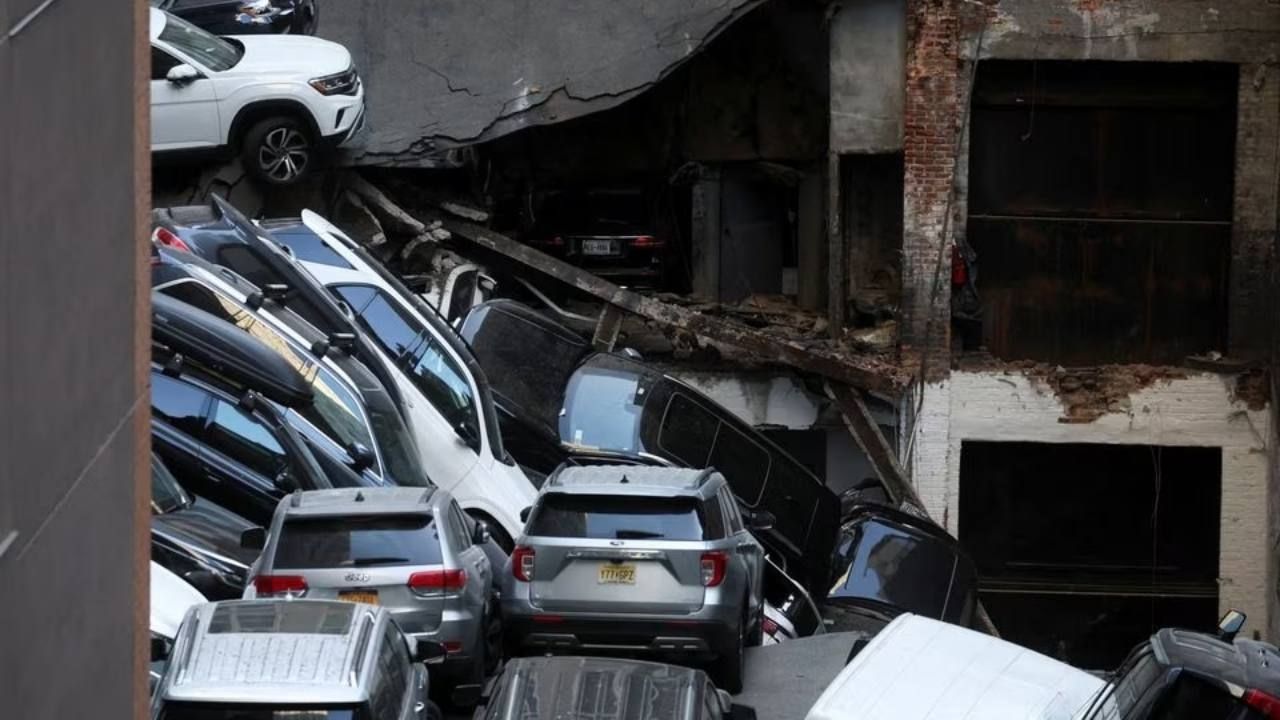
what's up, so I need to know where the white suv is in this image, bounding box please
[149,7,365,185]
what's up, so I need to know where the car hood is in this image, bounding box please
[152,497,259,569]
[806,614,1105,720]
[223,34,351,78]
[151,562,206,639]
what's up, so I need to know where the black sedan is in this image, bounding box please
[151,0,317,36]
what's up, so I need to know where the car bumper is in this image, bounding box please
[399,605,484,675]
[319,89,366,149]
[502,595,740,659]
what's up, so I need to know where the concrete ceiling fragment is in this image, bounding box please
[323,0,766,166]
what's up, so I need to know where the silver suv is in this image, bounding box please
[151,599,443,719]
[501,465,771,692]
[242,487,500,689]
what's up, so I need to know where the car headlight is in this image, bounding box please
[310,68,359,96]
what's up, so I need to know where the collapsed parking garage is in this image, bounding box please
[144,0,1279,690]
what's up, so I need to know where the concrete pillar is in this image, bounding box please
[1230,63,1279,361]
[690,167,722,302]
[798,170,828,312]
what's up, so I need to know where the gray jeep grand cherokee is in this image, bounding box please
[501,465,772,692]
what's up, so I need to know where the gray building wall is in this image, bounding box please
[1,0,148,716]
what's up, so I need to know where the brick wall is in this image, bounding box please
[901,0,960,380]
[1231,63,1279,361]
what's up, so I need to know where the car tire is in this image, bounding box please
[425,700,443,720]
[713,613,746,694]
[482,609,503,675]
[241,116,315,186]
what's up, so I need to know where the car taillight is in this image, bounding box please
[254,575,307,596]
[762,616,779,636]
[1244,689,1280,719]
[700,551,727,587]
[153,226,193,253]
[408,568,467,592]
[512,546,535,582]
[631,235,664,248]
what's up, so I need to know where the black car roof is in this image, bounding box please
[1153,628,1280,695]
[152,292,313,408]
[840,504,964,550]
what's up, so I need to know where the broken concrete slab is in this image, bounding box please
[343,172,427,236]
[335,189,387,247]
[323,0,766,165]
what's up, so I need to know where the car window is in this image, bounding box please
[151,454,191,514]
[292,365,377,467]
[273,515,443,568]
[206,400,289,478]
[337,286,479,436]
[528,494,706,541]
[1151,672,1247,719]
[658,393,717,467]
[448,501,472,551]
[828,519,958,618]
[720,488,744,533]
[157,11,243,72]
[702,496,726,539]
[151,46,181,80]
[560,366,644,451]
[371,623,409,720]
[273,229,355,269]
[151,372,211,438]
[366,401,427,487]
[707,422,770,508]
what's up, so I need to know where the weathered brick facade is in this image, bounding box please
[901,0,960,380]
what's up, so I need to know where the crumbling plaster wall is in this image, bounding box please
[908,371,1272,639]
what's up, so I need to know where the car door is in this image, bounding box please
[151,371,215,497]
[719,487,763,615]
[332,284,480,489]
[150,44,221,149]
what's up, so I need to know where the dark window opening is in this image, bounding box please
[959,441,1222,668]
[967,61,1237,364]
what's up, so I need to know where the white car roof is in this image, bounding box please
[150,562,206,639]
[805,614,1105,720]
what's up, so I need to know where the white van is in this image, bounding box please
[806,614,1107,720]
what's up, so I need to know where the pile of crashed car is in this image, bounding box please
[146,195,1280,720]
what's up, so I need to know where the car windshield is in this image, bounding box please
[273,515,443,568]
[159,703,369,720]
[827,519,959,618]
[560,365,645,452]
[151,454,190,514]
[157,12,243,72]
[528,494,705,540]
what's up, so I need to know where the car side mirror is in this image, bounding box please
[347,443,375,472]
[519,506,532,524]
[240,527,267,551]
[166,64,200,84]
[748,511,775,531]
[409,638,448,663]
[151,635,172,662]
[1218,609,1247,642]
[472,521,491,546]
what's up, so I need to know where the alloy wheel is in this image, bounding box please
[257,127,309,183]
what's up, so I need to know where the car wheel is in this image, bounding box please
[241,116,314,186]
[712,614,746,693]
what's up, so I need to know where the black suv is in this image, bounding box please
[459,299,840,594]
[151,292,363,523]
[1081,611,1280,719]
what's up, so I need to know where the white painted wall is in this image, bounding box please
[908,370,1272,637]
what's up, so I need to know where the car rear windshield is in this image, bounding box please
[828,518,960,618]
[159,704,369,720]
[273,515,442,568]
[528,494,705,541]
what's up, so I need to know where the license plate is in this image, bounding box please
[338,590,379,605]
[582,239,614,256]
[598,564,636,585]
